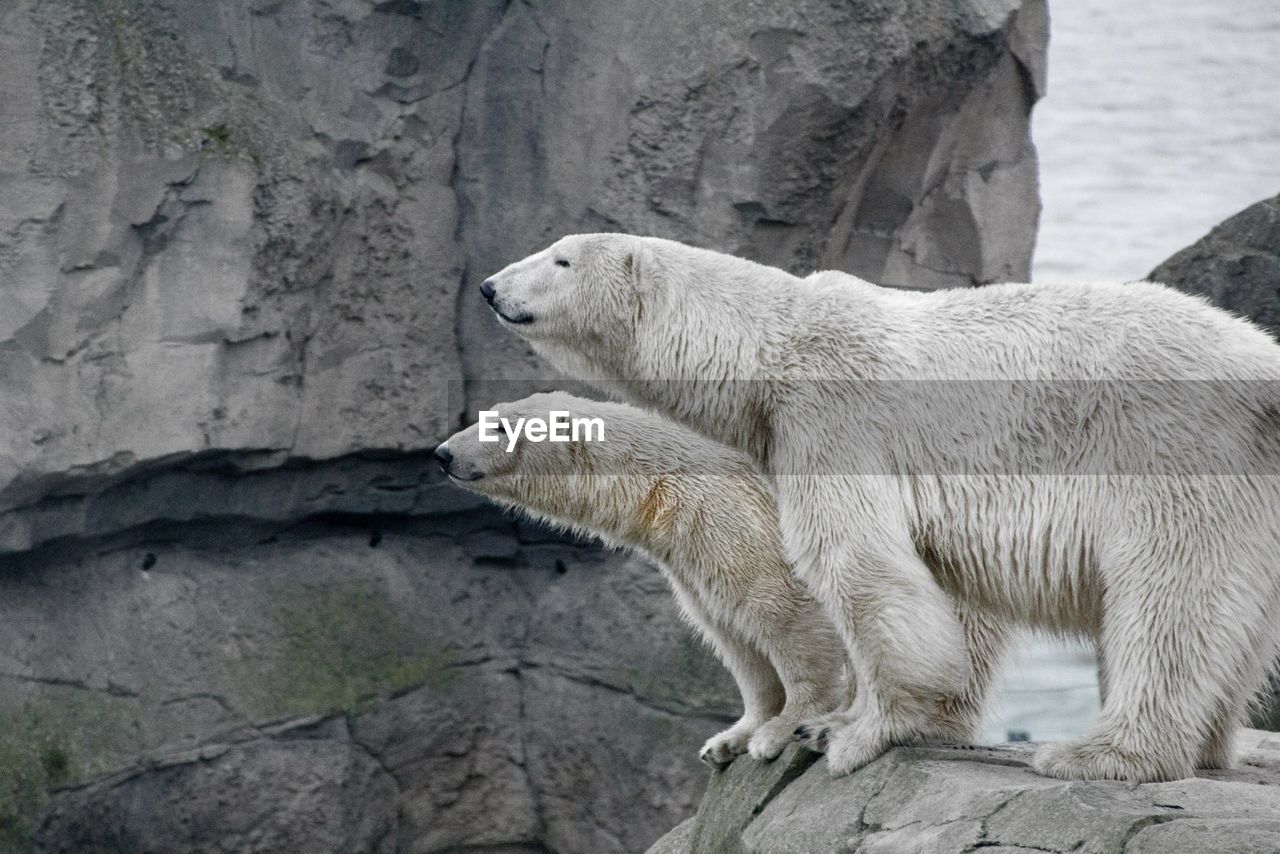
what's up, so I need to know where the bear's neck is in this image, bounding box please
[513,472,680,562]
[616,264,799,465]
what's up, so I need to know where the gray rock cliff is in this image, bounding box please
[0,0,1044,849]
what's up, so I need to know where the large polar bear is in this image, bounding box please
[476,233,1280,783]
[435,392,847,767]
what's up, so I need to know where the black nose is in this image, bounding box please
[479,279,496,303]
[433,444,453,470]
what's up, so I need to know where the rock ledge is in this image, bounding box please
[649,729,1280,854]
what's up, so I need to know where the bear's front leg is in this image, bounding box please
[745,682,846,761]
[809,544,972,777]
[664,575,787,769]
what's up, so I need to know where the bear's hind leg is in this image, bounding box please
[1197,701,1240,770]
[1197,629,1280,768]
[1033,547,1271,782]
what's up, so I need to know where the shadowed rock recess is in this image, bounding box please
[0,0,1043,850]
[648,734,1280,854]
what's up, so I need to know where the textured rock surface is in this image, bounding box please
[0,0,1044,521]
[1150,192,1280,338]
[649,731,1280,854]
[6,514,735,852]
[0,0,1044,849]
[454,0,1046,393]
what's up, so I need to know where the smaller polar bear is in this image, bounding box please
[435,392,847,767]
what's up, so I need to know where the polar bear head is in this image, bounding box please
[434,392,585,485]
[433,391,690,544]
[433,390,756,544]
[477,233,657,352]
[480,234,801,459]
[433,390,635,523]
[478,233,793,400]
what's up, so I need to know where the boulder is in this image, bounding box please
[648,732,1280,854]
[0,0,1045,849]
[1150,192,1280,338]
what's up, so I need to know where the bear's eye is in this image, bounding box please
[554,258,570,268]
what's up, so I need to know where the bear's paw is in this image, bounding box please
[699,724,755,769]
[824,721,892,777]
[1032,735,1191,782]
[746,718,799,761]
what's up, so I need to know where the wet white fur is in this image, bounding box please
[440,392,847,767]
[485,233,1280,782]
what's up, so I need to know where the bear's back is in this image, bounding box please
[864,278,1280,381]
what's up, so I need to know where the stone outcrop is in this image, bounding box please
[0,0,1044,849]
[649,732,1280,854]
[1150,192,1280,339]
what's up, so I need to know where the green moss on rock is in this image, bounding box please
[0,696,125,851]
[257,579,454,719]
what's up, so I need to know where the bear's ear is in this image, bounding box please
[624,240,660,294]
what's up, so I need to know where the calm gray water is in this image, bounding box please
[1033,0,1280,283]
[986,0,1280,743]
